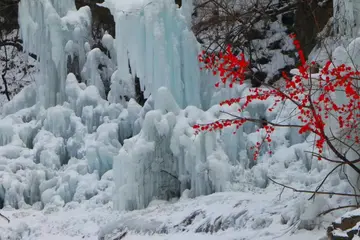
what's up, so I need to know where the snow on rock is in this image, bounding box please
[310,1,360,65]
[0,30,38,108]
[327,208,360,239]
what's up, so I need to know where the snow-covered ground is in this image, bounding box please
[0,190,327,240]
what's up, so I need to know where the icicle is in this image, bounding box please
[100,0,203,108]
[19,0,91,108]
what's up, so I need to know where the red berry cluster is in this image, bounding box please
[194,34,360,161]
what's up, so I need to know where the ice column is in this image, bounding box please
[101,0,203,108]
[19,0,91,108]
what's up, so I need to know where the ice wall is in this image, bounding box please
[19,0,91,108]
[101,0,205,109]
[92,0,314,211]
[0,72,144,209]
[4,0,147,209]
[113,87,231,211]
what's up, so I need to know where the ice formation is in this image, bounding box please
[112,82,314,210]
[101,0,207,109]
[0,0,359,226]
[19,0,91,108]
[0,0,141,207]
[0,71,141,208]
[107,0,360,211]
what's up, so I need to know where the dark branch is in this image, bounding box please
[268,177,360,198]
[0,39,37,60]
[0,212,10,223]
[217,111,305,128]
[318,205,359,217]
[1,45,11,101]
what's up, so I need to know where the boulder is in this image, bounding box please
[327,209,360,239]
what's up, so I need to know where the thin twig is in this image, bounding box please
[268,177,360,198]
[0,212,10,223]
[308,163,343,200]
[160,169,180,183]
[1,44,11,101]
[218,111,304,128]
[318,205,359,217]
[342,164,360,205]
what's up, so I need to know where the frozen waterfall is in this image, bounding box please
[2,0,351,215]
[96,0,312,211]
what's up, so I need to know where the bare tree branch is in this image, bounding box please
[1,42,11,101]
[0,212,10,223]
[268,177,360,198]
[318,205,359,217]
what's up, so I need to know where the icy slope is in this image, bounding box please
[0,190,328,240]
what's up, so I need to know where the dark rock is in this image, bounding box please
[269,65,295,85]
[256,57,270,65]
[251,71,267,88]
[268,39,282,50]
[246,29,266,41]
[294,0,333,57]
[327,211,360,239]
[112,232,127,240]
[282,12,295,27]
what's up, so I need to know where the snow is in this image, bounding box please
[0,191,327,240]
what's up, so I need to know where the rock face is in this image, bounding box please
[294,0,333,57]
[327,209,360,239]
